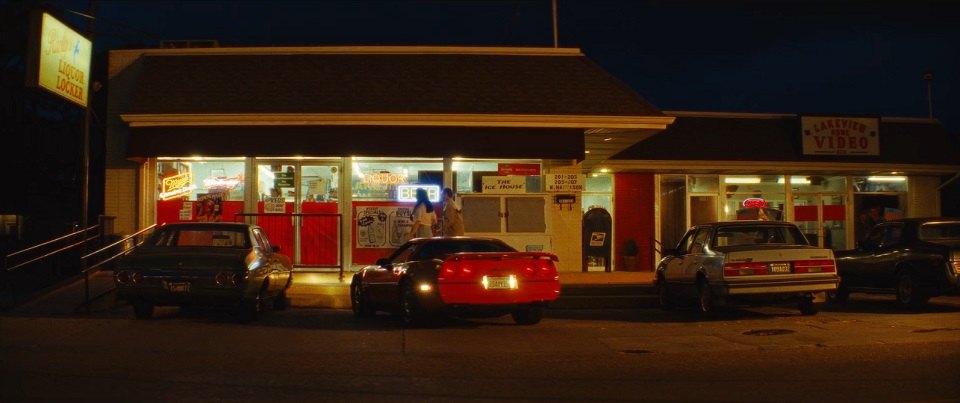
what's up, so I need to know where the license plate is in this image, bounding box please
[769,263,791,273]
[164,281,191,292]
[483,275,516,290]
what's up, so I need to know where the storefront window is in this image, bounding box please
[688,175,719,193]
[352,158,442,201]
[582,174,612,214]
[791,175,846,192]
[156,158,246,223]
[852,176,907,192]
[722,175,785,221]
[452,159,542,194]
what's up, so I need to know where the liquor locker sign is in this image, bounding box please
[801,116,879,156]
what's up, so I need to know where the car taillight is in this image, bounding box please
[723,262,769,276]
[519,257,557,278]
[115,271,130,284]
[216,271,244,286]
[438,261,476,281]
[794,260,836,273]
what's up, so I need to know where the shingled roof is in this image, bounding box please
[123,46,662,118]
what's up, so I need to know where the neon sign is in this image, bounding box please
[160,172,195,200]
[203,175,242,190]
[397,185,441,202]
[363,172,407,185]
[742,198,768,209]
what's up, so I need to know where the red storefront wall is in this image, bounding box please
[613,173,656,271]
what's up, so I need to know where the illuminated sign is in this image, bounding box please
[801,116,879,156]
[203,175,242,190]
[28,12,92,107]
[363,172,408,185]
[742,198,768,209]
[160,172,195,200]
[498,163,541,176]
[397,185,441,202]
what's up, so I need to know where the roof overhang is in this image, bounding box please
[600,159,960,176]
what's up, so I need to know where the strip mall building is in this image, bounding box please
[105,46,960,274]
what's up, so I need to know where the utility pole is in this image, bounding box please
[81,0,95,228]
[552,0,558,48]
[923,71,934,119]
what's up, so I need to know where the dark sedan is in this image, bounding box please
[834,218,960,308]
[114,222,293,320]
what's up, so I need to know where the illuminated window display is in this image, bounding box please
[156,159,246,223]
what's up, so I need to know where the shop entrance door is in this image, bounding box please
[254,162,341,269]
[793,193,846,250]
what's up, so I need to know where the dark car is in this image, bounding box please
[833,218,960,308]
[350,236,560,326]
[656,221,839,316]
[114,222,293,320]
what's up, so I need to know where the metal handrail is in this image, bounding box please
[80,224,157,312]
[234,212,345,280]
[4,226,101,272]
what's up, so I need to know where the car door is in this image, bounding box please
[843,223,902,288]
[365,243,416,307]
[681,227,712,285]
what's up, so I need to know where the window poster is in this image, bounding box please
[195,192,224,222]
[356,206,414,248]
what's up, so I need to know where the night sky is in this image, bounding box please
[37,0,960,134]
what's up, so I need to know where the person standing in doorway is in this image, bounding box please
[441,187,465,237]
[408,187,438,240]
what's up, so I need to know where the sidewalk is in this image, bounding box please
[286,270,657,309]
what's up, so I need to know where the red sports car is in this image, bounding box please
[350,236,560,326]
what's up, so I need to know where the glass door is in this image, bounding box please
[256,162,342,268]
[793,193,846,249]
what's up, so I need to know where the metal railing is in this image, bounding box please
[235,213,344,280]
[78,224,156,312]
[2,217,109,311]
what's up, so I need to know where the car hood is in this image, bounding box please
[120,247,251,270]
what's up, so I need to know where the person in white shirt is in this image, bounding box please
[408,187,438,239]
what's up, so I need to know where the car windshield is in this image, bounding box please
[414,240,516,261]
[713,225,808,247]
[150,228,250,248]
[919,222,960,240]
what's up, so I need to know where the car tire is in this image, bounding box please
[657,277,675,311]
[399,281,425,327]
[272,289,288,311]
[799,298,819,316]
[133,301,154,320]
[828,283,850,304]
[896,271,929,309]
[351,281,375,318]
[698,279,722,316]
[511,306,544,325]
[241,285,267,322]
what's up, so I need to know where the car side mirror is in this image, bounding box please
[376,258,391,267]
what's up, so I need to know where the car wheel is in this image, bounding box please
[698,279,722,316]
[657,276,675,311]
[828,282,850,304]
[272,289,288,311]
[241,285,267,322]
[896,272,929,309]
[133,301,154,320]
[399,281,425,327]
[511,307,544,325]
[351,281,375,318]
[799,298,819,316]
